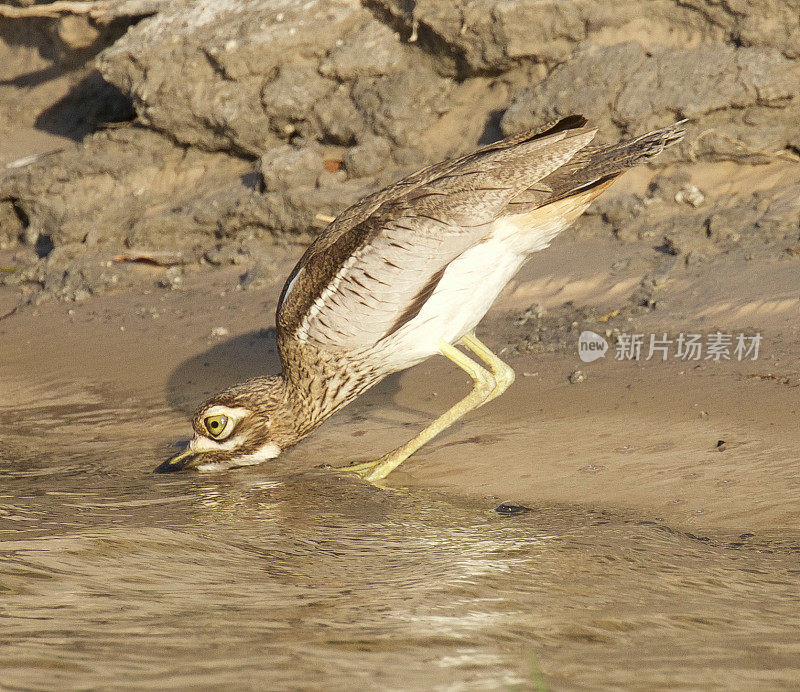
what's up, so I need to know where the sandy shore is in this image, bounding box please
[3,224,798,537]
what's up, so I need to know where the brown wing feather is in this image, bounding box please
[276,116,592,313]
[277,117,597,349]
[506,121,686,214]
[280,114,588,271]
[276,117,684,358]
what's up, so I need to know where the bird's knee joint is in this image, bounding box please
[473,369,495,395]
[500,364,516,386]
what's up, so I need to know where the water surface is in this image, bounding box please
[1,379,799,689]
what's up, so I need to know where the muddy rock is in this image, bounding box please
[260,65,337,143]
[678,0,800,59]
[3,0,800,309]
[97,0,371,155]
[373,0,800,75]
[319,19,404,80]
[259,145,325,192]
[0,0,154,146]
[55,14,101,50]
[0,200,24,249]
[343,136,392,178]
[502,43,800,163]
[568,369,586,384]
[352,69,452,149]
[1,241,125,304]
[575,161,800,255]
[97,0,464,163]
[0,127,255,252]
[370,0,662,74]
[260,178,380,239]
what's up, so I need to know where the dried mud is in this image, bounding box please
[0,0,798,306]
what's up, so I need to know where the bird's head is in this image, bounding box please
[155,375,301,473]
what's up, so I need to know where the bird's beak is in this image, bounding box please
[154,449,202,473]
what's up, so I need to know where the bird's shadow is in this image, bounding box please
[164,328,415,423]
[165,328,280,415]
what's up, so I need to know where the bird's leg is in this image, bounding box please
[349,341,496,482]
[459,332,515,405]
[344,335,515,481]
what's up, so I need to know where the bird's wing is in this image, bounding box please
[276,117,598,351]
[276,116,685,352]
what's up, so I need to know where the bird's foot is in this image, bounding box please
[338,457,386,478]
[336,456,409,491]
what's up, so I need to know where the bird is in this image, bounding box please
[156,115,684,481]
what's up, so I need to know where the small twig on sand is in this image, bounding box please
[0,305,18,321]
[0,1,110,19]
[0,0,159,22]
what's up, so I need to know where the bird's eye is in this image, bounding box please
[204,414,231,439]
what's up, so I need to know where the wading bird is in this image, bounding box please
[157,115,683,481]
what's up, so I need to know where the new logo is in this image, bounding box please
[578,331,609,363]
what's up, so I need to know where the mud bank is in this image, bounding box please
[0,0,798,306]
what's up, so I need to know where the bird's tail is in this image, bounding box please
[541,120,686,202]
[583,121,686,172]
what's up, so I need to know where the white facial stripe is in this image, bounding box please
[194,462,228,472]
[190,434,246,452]
[196,442,282,471]
[232,442,282,466]
[203,405,251,419]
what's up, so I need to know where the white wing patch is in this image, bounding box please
[190,434,246,452]
[374,190,604,371]
[294,226,451,348]
[279,267,303,310]
[295,252,361,343]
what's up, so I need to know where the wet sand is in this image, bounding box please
[2,243,800,688]
[3,230,798,532]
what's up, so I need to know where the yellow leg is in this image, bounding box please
[354,340,501,483]
[459,332,516,405]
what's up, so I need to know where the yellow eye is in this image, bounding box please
[204,414,230,439]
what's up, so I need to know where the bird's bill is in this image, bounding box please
[154,449,202,473]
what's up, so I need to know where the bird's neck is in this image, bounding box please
[279,374,338,441]
[281,366,377,442]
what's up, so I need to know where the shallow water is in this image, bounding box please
[2,380,800,690]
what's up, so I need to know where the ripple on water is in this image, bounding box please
[1,383,799,689]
